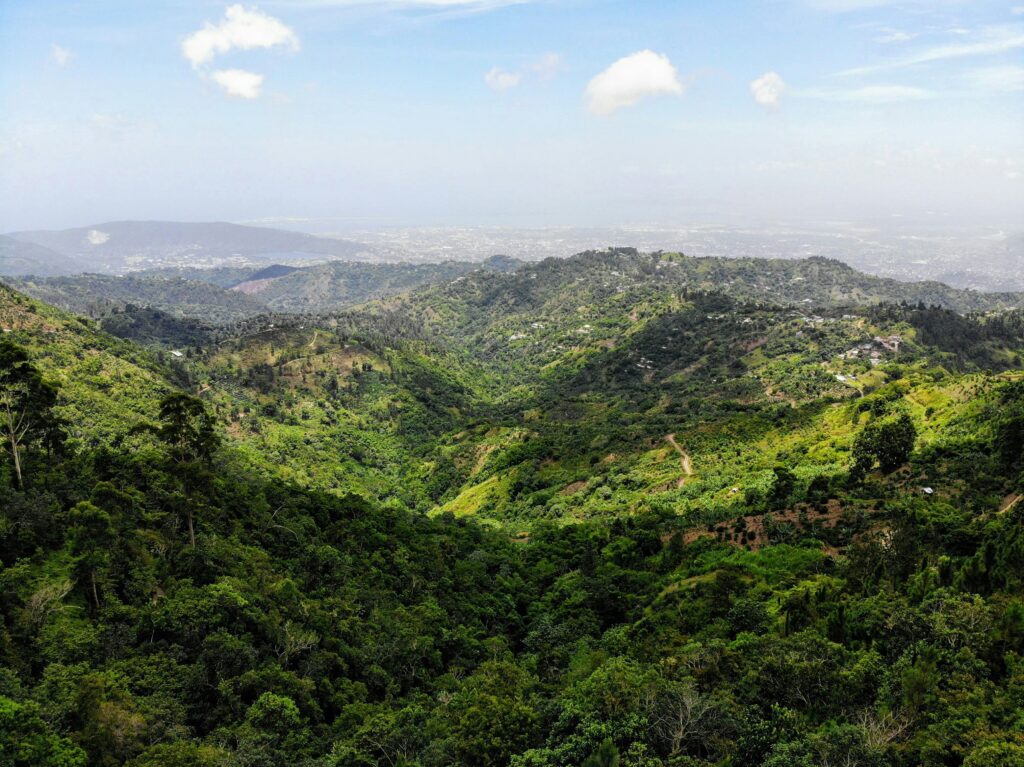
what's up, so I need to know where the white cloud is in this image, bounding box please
[1013,6,1024,15]
[484,53,562,93]
[51,44,72,67]
[840,25,1024,75]
[585,50,684,116]
[750,71,786,109]
[182,5,297,100]
[963,65,1024,91]
[211,68,265,99]
[484,67,521,91]
[531,52,562,80]
[874,28,914,44]
[803,84,933,102]
[86,230,110,245]
[182,4,299,68]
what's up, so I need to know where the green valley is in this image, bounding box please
[2,250,1024,767]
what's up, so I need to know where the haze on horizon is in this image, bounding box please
[1,0,1022,233]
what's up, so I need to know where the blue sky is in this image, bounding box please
[0,0,1022,231]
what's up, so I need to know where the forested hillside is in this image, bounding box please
[8,274,267,324]
[8,256,523,323]
[2,250,1024,767]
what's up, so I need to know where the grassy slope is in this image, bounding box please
[0,283,172,445]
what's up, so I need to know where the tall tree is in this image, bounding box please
[852,413,917,476]
[67,501,113,610]
[156,392,220,546]
[0,340,62,489]
[157,393,219,466]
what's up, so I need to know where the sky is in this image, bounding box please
[0,0,1022,232]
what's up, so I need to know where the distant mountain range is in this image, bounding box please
[1,220,371,275]
[0,234,83,277]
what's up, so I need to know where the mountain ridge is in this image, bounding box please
[0,234,84,277]
[4,220,372,274]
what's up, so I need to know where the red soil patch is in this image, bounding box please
[560,480,587,496]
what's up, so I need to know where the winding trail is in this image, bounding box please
[1000,493,1022,515]
[664,433,694,488]
[308,329,319,349]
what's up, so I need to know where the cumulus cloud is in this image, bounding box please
[182,5,298,68]
[181,5,297,100]
[211,68,265,99]
[750,71,786,109]
[51,44,72,66]
[585,50,683,116]
[484,67,521,91]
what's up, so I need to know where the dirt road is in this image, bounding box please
[665,433,693,488]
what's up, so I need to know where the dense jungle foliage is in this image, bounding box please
[2,250,1024,767]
